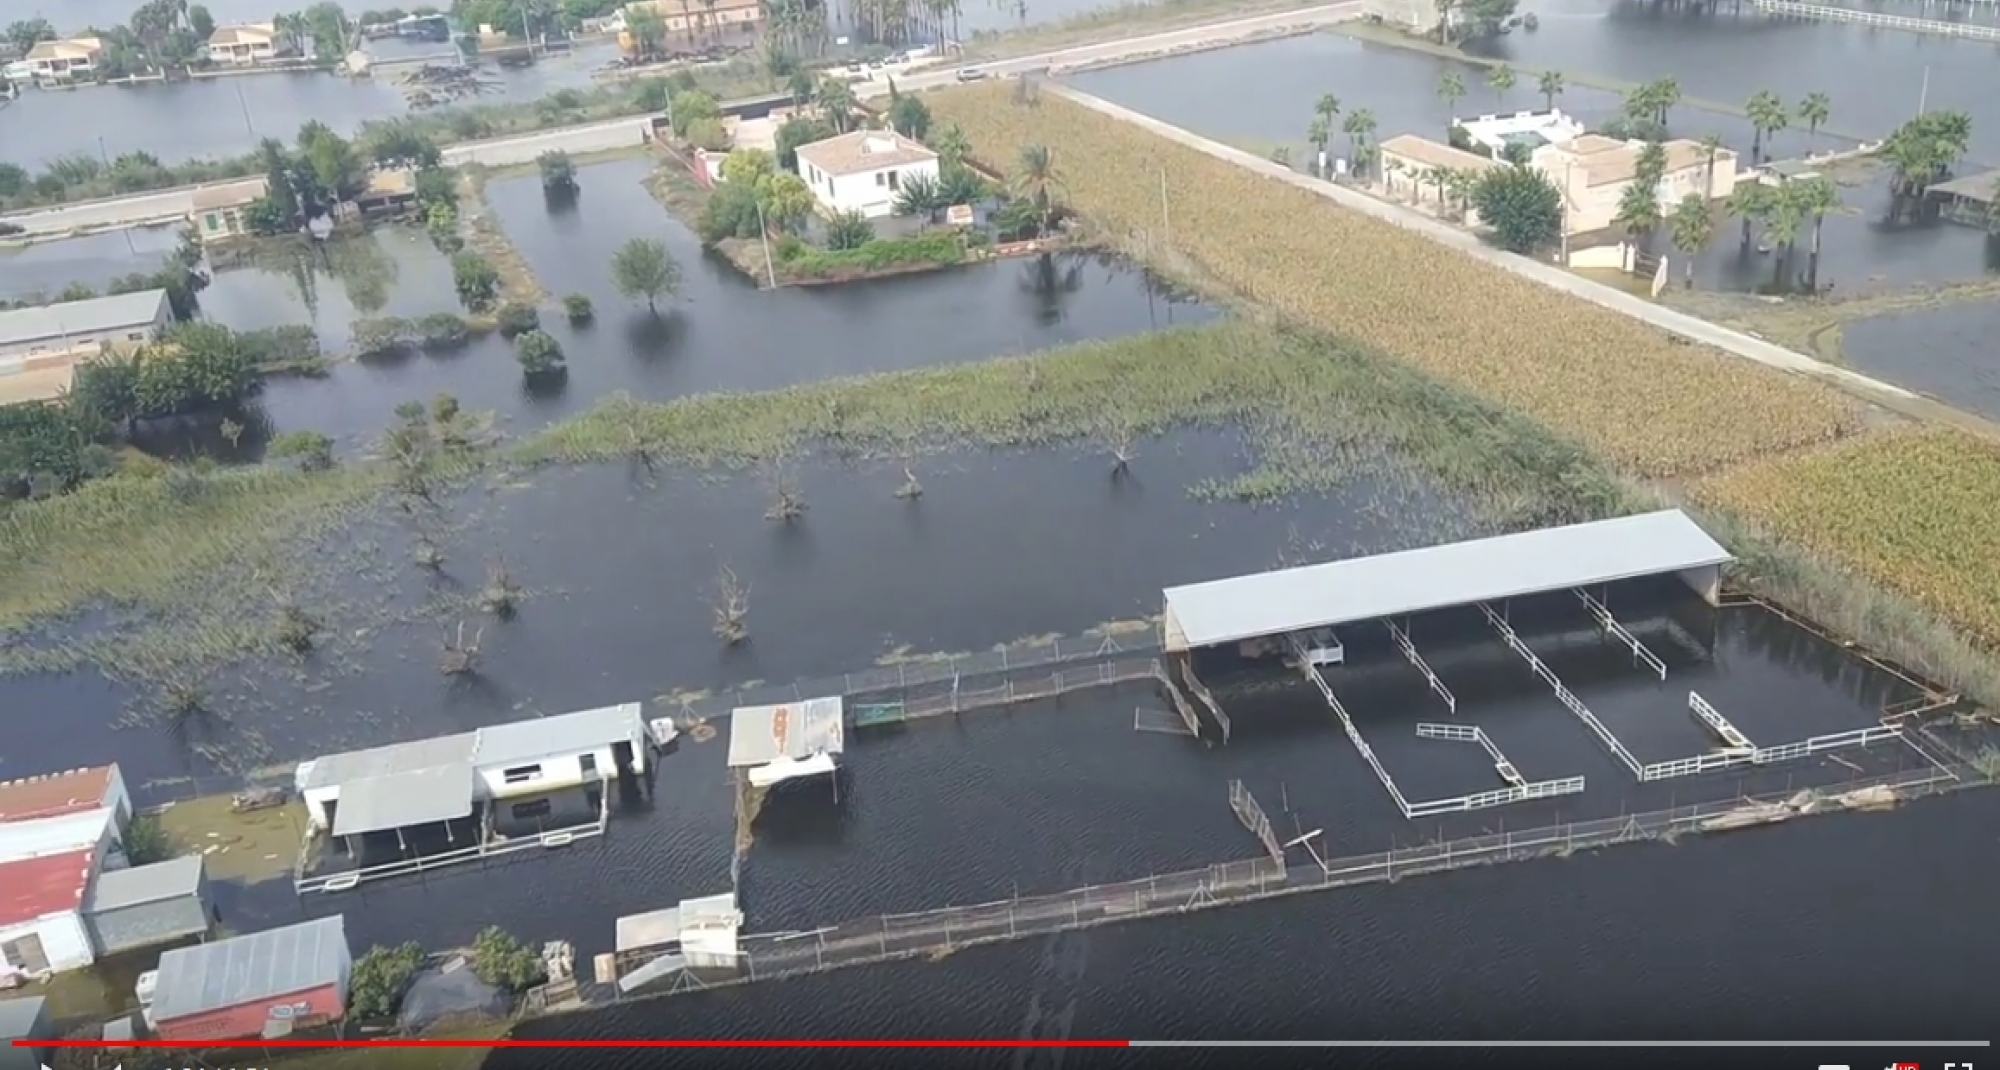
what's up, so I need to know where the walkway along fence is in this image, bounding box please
[612,761,1964,999]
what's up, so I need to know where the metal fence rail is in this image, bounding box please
[615,763,1964,1000]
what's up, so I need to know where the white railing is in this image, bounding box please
[1573,589,1667,680]
[1402,775,1586,817]
[1688,690,1755,751]
[1414,722,1481,742]
[1387,620,1457,712]
[1289,634,1410,815]
[1641,714,1906,782]
[1754,0,2000,39]
[1179,660,1232,743]
[1480,604,1644,778]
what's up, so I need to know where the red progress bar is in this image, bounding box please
[29,1039,1133,1048]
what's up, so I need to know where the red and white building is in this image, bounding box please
[0,764,210,979]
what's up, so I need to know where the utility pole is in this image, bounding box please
[753,199,778,289]
[1917,64,1931,116]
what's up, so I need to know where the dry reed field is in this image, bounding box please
[1694,428,2000,649]
[928,85,1861,478]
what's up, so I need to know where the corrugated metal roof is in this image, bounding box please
[0,849,94,927]
[330,766,474,837]
[473,703,644,768]
[300,733,477,790]
[84,855,205,913]
[727,696,844,768]
[0,995,47,1040]
[1161,510,1732,651]
[151,915,349,1024]
[0,290,167,348]
[0,807,114,863]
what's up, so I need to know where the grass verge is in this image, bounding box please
[928,85,1863,477]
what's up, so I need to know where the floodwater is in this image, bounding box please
[1841,300,2000,419]
[241,158,1206,448]
[201,225,461,349]
[9,0,1131,169]
[1068,34,1998,295]
[488,787,1997,1056]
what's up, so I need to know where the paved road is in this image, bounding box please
[1,3,1360,239]
[1047,83,1936,414]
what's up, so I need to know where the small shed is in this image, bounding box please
[83,855,212,956]
[0,996,51,1070]
[726,696,845,789]
[151,915,351,1042]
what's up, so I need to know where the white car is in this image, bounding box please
[955,67,988,82]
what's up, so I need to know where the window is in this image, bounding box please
[127,332,146,341]
[501,764,542,784]
[509,799,552,820]
[887,170,900,191]
[579,753,598,779]
[875,172,885,187]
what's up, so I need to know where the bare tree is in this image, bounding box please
[764,461,807,522]
[625,425,657,483]
[711,564,750,645]
[159,676,207,717]
[1104,425,1138,477]
[439,621,484,675]
[412,535,445,570]
[479,557,522,617]
[895,459,924,500]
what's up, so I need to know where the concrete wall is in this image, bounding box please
[442,118,652,168]
[1364,0,1441,32]
[0,910,94,973]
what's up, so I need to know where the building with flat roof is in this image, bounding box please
[726,696,845,789]
[1454,109,1586,158]
[150,915,350,1042]
[0,290,171,402]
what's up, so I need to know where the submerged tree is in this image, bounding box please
[711,564,750,645]
[610,238,681,314]
[1667,194,1715,289]
[763,461,807,522]
[480,558,522,617]
[439,621,483,675]
[1471,164,1563,254]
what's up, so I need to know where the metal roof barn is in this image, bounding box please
[474,703,646,768]
[1162,510,1732,652]
[330,765,475,838]
[298,733,476,792]
[726,697,845,769]
[150,915,351,1038]
[0,290,169,350]
[83,855,211,955]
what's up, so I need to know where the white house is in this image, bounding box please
[206,23,282,66]
[0,766,127,976]
[793,130,940,220]
[21,37,103,86]
[1455,109,1587,159]
[295,703,651,837]
[0,289,172,367]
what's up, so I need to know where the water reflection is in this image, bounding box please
[201,226,457,351]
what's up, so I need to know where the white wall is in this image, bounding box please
[0,911,95,973]
[806,158,941,220]
[475,746,618,801]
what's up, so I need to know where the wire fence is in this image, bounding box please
[671,626,1164,722]
[615,761,1966,997]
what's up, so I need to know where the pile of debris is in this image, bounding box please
[395,63,501,108]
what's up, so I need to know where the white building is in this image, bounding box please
[1454,109,1587,160]
[0,289,172,367]
[793,130,940,220]
[206,23,282,66]
[1532,134,1739,235]
[0,764,210,978]
[725,696,845,790]
[21,37,103,86]
[295,703,651,837]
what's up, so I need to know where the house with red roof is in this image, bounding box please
[0,765,211,979]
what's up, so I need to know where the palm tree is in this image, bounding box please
[1314,94,1340,128]
[1746,90,1788,163]
[1012,144,1066,235]
[1537,69,1564,111]
[1761,181,1806,290]
[817,77,858,133]
[1437,71,1466,130]
[1613,180,1661,252]
[1668,194,1714,289]
[1435,0,1458,42]
[1798,92,1831,152]
[1307,115,1332,172]
[1792,174,1839,290]
[932,122,970,169]
[1487,64,1516,105]
[1425,167,1448,206]
[1648,78,1681,128]
[1341,109,1376,176]
[1728,180,1773,255]
[1699,132,1724,199]
[1442,167,1474,219]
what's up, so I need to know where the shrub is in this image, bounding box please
[515,329,565,375]
[349,942,428,1019]
[562,293,594,323]
[782,231,964,280]
[470,926,544,991]
[352,316,415,357]
[496,302,541,339]
[416,312,471,350]
[120,813,172,865]
[451,251,501,312]
[268,430,336,471]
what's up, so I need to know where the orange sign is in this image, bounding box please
[771,705,790,753]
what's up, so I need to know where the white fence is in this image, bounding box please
[1637,690,1909,782]
[1388,619,1457,712]
[1481,603,1646,778]
[1574,588,1667,680]
[1753,0,2000,39]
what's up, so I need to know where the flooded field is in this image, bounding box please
[203,226,461,350]
[0,225,186,301]
[1840,301,2000,420]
